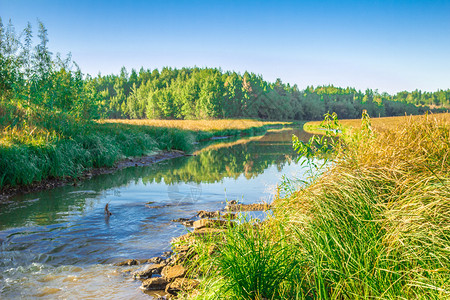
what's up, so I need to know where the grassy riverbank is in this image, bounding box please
[304,112,450,134]
[183,113,449,299]
[0,108,286,191]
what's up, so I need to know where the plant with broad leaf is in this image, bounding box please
[293,112,341,171]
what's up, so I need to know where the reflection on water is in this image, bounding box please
[0,127,312,299]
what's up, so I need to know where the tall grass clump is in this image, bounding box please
[190,220,301,300]
[192,113,449,299]
[276,113,450,299]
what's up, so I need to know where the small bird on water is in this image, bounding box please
[105,203,112,216]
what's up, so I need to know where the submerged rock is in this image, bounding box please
[143,290,172,300]
[182,220,194,227]
[162,251,173,258]
[115,259,139,266]
[171,217,191,223]
[140,277,168,291]
[147,257,165,264]
[133,264,165,279]
[196,210,220,218]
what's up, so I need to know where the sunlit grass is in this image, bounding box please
[191,113,450,299]
[304,112,450,134]
[192,135,264,155]
[101,119,289,132]
[0,109,284,189]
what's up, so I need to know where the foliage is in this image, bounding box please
[284,113,450,298]
[293,112,341,160]
[189,220,301,300]
[192,113,450,299]
[88,69,448,121]
[291,112,342,181]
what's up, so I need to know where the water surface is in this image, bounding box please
[0,128,313,299]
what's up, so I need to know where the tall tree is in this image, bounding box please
[21,22,33,79]
[33,20,52,81]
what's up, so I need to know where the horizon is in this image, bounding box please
[1,0,449,94]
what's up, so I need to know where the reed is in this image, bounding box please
[191,113,450,299]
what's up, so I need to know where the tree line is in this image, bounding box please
[1,19,448,126]
[0,19,100,127]
[90,67,449,120]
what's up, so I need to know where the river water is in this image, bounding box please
[0,128,313,299]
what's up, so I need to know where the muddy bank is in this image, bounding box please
[0,151,185,203]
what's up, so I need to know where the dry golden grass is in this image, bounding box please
[100,119,289,132]
[193,135,264,155]
[271,113,450,298]
[304,112,450,133]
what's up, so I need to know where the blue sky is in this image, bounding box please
[1,0,449,94]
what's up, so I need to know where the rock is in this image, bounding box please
[228,200,238,205]
[193,219,231,229]
[121,268,134,274]
[137,258,150,264]
[133,264,165,279]
[142,290,171,299]
[140,277,168,291]
[173,247,197,264]
[225,203,271,212]
[162,251,173,258]
[182,220,194,227]
[115,259,138,266]
[34,287,62,297]
[165,278,200,295]
[164,256,175,266]
[161,265,186,281]
[171,218,191,222]
[196,210,219,218]
[147,257,164,264]
[174,244,190,253]
[154,295,172,300]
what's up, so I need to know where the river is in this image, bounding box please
[0,127,313,299]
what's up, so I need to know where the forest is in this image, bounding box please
[1,19,449,128]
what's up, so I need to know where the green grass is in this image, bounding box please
[178,219,303,300]
[0,102,283,190]
[0,123,181,188]
[188,113,450,299]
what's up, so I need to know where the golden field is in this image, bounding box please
[100,119,290,132]
[304,112,450,133]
